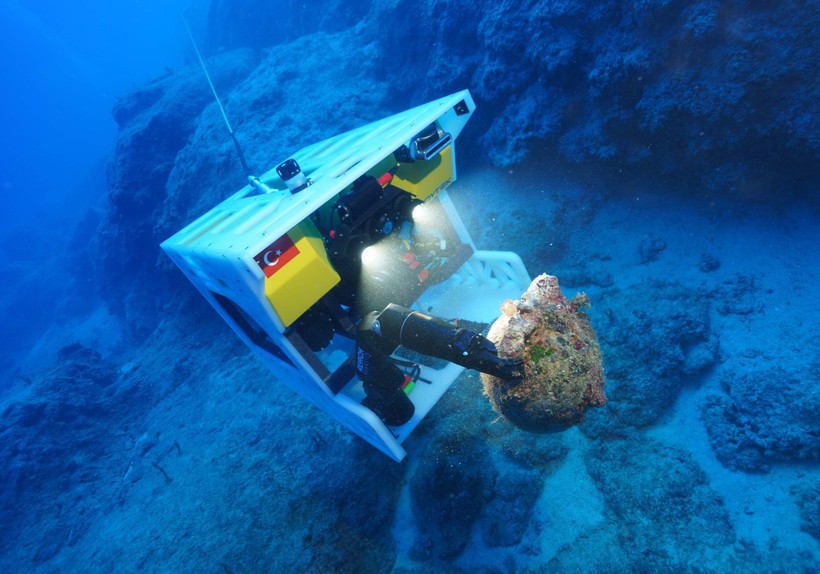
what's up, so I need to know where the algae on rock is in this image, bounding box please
[482,274,606,433]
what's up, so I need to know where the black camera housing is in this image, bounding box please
[276,158,302,180]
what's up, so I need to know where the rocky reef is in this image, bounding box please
[209,0,817,194]
[583,279,719,434]
[0,344,132,563]
[409,433,495,561]
[702,366,820,473]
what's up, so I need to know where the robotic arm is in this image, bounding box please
[355,303,523,426]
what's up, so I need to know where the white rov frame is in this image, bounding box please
[161,90,530,461]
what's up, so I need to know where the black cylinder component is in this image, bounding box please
[358,350,415,426]
[356,311,415,426]
[367,206,401,239]
[374,304,522,378]
[290,306,335,351]
[413,124,440,155]
[334,175,385,227]
[373,303,465,360]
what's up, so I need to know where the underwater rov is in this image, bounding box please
[161,90,531,461]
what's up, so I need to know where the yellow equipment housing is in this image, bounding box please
[392,145,454,200]
[262,221,340,327]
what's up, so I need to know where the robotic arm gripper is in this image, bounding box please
[355,303,523,426]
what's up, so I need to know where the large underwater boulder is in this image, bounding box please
[482,274,606,433]
[403,367,569,558]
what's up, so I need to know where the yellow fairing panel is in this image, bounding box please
[392,145,454,200]
[262,220,340,326]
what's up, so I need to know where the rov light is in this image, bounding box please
[360,243,396,272]
[362,245,381,267]
[411,202,434,226]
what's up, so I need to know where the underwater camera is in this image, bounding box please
[395,123,452,163]
[276,158,311,193]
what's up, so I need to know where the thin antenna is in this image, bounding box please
[182,16,251,177]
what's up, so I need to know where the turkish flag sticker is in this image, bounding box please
[255,234,300,277]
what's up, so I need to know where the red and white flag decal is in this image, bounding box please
[255,234,300,277]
